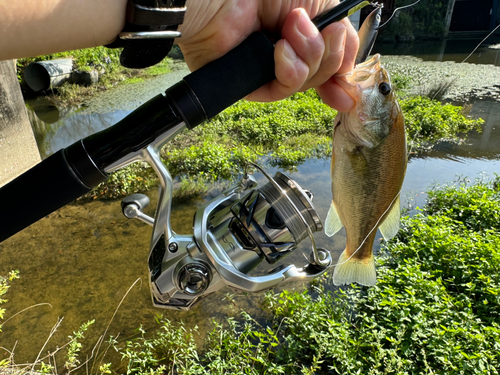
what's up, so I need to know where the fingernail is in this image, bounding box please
[283,39,297,61]
[330,26,346,54]
[296,9,319,38]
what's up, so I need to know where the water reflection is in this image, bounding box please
[26,60,191,160]
[27,102,129,159]
[376,38,500,66]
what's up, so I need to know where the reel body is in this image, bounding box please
[120,129,331,310]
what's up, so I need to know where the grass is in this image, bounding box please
[107,176,500,374]
[20,48,484,202]
[80,88,484,201]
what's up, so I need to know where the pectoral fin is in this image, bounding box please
[379,196,401,241]
[325,201,343,237]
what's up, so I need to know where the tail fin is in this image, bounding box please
[333,250,376,286]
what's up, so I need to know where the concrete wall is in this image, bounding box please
[0,60,41,187]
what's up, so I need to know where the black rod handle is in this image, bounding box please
[182,31,276,122]
[0,147,107,242]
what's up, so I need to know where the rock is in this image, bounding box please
[69,70,99,86]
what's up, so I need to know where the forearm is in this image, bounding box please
[0,0,127,60]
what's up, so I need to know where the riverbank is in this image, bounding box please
[17,46,179,107]
[2,91,498,373]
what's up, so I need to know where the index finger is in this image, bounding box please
[336,17,359,74]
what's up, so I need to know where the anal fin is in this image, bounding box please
[379,196,401,241]
[333,250,376,286]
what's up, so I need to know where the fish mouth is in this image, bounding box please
[334,54,382,106]
[355,53,381,70]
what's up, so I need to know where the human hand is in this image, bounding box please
[177,0,359,112]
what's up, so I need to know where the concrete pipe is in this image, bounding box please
[24,59,73,92]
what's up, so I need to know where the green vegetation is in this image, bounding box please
[82,90,336,200]
[17,47,122,73]
[0,270,19,333]
[81,162,158,201]
[380,0,448,41]
[82,90,483,201]
[402,96,483,151]
[81,177,500,374]
[2,169,499,373]
[64,320,96,373]
[18,46,171,106]
[21,48,483,202]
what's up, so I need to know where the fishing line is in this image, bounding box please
[378,0,422,29]
[462,23,500,63]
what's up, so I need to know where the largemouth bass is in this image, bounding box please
[325,53,407,286]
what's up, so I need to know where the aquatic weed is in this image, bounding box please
[401,96,484,151]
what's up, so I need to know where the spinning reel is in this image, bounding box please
[120,132,331,310]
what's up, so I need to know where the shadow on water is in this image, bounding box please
[2,58,500,367]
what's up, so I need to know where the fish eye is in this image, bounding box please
[379,82,391,96]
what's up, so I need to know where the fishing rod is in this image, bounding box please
[0,0,374,310]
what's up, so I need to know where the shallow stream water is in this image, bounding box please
[1,54,500,367]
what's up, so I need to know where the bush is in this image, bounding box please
[401,96,484,151]
[424,175,500,232]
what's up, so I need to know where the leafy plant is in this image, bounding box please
[64,320,95,373]
[118,316,203,375]
[81,162,158,201]
[109,177,500,374]
[424,175,500,231]
[0,270,20,332]
[401,96,484,151]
